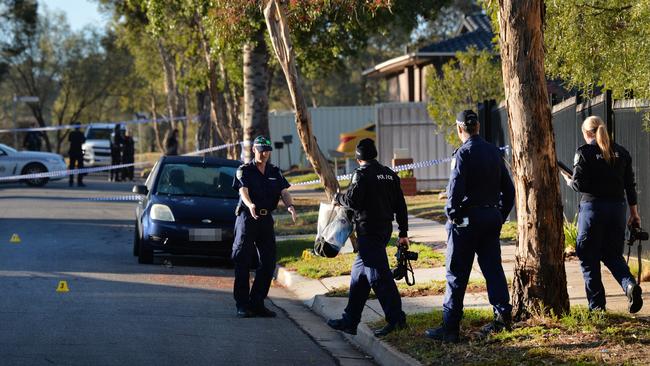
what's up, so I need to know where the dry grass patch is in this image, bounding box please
[373,307,650,365]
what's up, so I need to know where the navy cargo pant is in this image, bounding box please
[232,211,276,310]
[577,200,636,310]
[342,223,406,327]
[443,207,511,328]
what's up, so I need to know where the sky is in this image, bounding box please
[39,0,107,31]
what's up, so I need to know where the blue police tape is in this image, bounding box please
[0,141,243,182]
[83,195,143,202]
[292,157,454,186]
[291,146,510,186]
[0,115,193,134]
[82,145,510,201]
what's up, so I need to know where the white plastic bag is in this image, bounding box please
[314,203,353,258]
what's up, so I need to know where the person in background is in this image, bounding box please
[23,122,43,151]
[122,129,135,181]
[109,124,123,182]
[68,124,86,187]
[165,128,179,156]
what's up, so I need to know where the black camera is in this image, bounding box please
[396,246,418,262]
[629,226,649,243]
[392,246,418,285]
[627,225,648,284]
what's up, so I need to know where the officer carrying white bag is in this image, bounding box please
[314,203,353,257]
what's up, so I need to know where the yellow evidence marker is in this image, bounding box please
[56,281,70,293]
[9,234,21,243]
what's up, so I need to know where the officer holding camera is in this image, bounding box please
[426,110,515,343]
[560,116,643,313]
[327,138,409,337]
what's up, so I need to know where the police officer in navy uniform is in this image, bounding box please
[426,110,515,343]
[232,136,297,318]
[327,138,409,337]
[560,116,643,313]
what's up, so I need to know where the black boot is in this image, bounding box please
[236,307,254,318]
[327,318,357,335]
[626,283,643,314]
[424,324,460,343]
[478,311,512,338]
[374,320,406,337]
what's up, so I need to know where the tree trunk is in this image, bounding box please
[157,40,187,153]
[218,56,243,160]
[195,12,242,160]
[210,106,227,158]
[242,26,271,162]
[498,0,570,319]
[263,0,339,199]
[149,92,165,153]
[196,89,212,152]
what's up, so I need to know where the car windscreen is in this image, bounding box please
[1,145,17,153]
[86,128,112,140]
[154,163,238,198]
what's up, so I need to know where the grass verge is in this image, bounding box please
[276,237,444,279]
[325,279,487,299]
[404,192,447,224]
[373,307,650,365]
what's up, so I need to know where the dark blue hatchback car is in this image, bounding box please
[132,155,240,264]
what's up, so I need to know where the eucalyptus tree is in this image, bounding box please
[492,0,570,318]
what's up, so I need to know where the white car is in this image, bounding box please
[0,143,68,187]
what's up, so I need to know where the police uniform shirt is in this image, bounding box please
[570,142,637,205]
[233,162,291,211]
[335,160,408,237]
[445,135,515,222]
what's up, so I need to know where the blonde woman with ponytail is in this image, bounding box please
[560,115,643,313]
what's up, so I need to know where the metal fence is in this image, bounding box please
[375,103,455,190]
[481,95,650,259]
[268,106,375,170]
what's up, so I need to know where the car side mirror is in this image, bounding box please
[133,185,148,195]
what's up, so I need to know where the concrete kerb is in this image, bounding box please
[275,266,421,366]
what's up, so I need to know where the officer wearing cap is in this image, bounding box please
[231,136,298,318]
[425,110,515,343]
[560,116,643,313]
[327,138,409,337]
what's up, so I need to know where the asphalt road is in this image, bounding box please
[0,174,337,366]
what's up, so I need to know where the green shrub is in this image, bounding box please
[563,215,579,251]
[397,170,414,178]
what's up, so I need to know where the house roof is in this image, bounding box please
[363,13,494,78]
[457,13,492,34]
[417,29,493,54]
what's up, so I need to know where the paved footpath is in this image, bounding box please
[276,192,650,365]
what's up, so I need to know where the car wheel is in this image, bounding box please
[133,221,140,257]
[138,238,154,264]
[22,163,49,187]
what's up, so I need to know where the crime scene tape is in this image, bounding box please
[290,146,510,187]
[291,157,454,186]
[82,145,510,201]
[0,141,244,183]
[0,115,192,134]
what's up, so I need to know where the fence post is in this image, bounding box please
[605,90,614,140]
